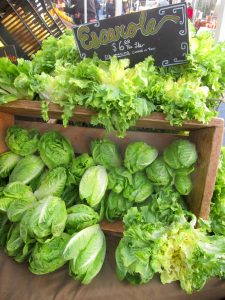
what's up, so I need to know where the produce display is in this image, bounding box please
[0,125,225,292]
[0,26,225,136]
[0,20,225,296]
[0,126,107,284]
[116,189,225,294]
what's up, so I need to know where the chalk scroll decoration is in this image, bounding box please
[160,4,189,67]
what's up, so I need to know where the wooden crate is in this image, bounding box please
[0,100,224,235]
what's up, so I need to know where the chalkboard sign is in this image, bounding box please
[0,45,17,64]
[73,3,189,67]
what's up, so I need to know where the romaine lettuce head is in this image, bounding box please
[9,155,45,185]
[0,182,35,212]
[174,175,193,195]
[63,224,106,284]
[115,229,155,285]
[6,223,34,263]
[67,153,95,185]
[91,139,122,169]
[108,167,132,194]
[0,152,21,178]
[34,167,67,200]
[124,142,158,173]
[3,181,35,200]
[29,233,70,275]
[146,157,172,186]
[163,140,198,169]
[175,166,195,176]
[7,197,36,223]
[63,224,101,260]
[38,131,74,169]
[79,165,108,207]
[66,204,99,234]
[123,171,153,203]
[0,197,16,213]
[20,196,67,242]
[105,191,133,222]
[6,126,40,156]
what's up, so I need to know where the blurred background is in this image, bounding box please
[53,0,220,31]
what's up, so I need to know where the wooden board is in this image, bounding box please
[0,112,14,153]
[188,126,224,219]
[0,100,224,130]
[15,121,188,155]
[100,220,123,236]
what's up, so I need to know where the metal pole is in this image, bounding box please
[215,0,225,42]
[84,0,87,23]
[136,0,139,11]
[115,0,123,16]
[192,0,197,21]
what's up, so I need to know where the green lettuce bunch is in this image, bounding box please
[32,30,80,75]
[0,182,36,213]
[6,223,34,263]
[67,154,95,185]
[29,233,70,275]
[105,191,133,222]
[124,142,158,173]
[163,140,198,170]
[146,157,172,186]
[123,171,153,203]
[34,167,67,200]
[20,196,67,242]
[151,223,225,294]
[6,126,40,156]
[116,186,225,294]
[9,155,45,184]
[91,139,122,169]
[0,152,20,178]
[66,204,99,233]
[108,167,132,194]
[38,131,74,169]
[63,224,106,284]
[0,58,35,104]
[79,165,108,207]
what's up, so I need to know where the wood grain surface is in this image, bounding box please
[0,100,223,130]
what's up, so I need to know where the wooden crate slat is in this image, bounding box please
[0,112,14,153]
[15,120,188,154]
[188,126,224,219]
[100,220,123,236]
[0,100,224,131]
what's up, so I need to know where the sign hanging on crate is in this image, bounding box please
[0,45,17,64]
[73,3,189,67]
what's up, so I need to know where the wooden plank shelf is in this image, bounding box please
[0,100,224,234]
[0,100,224,130]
